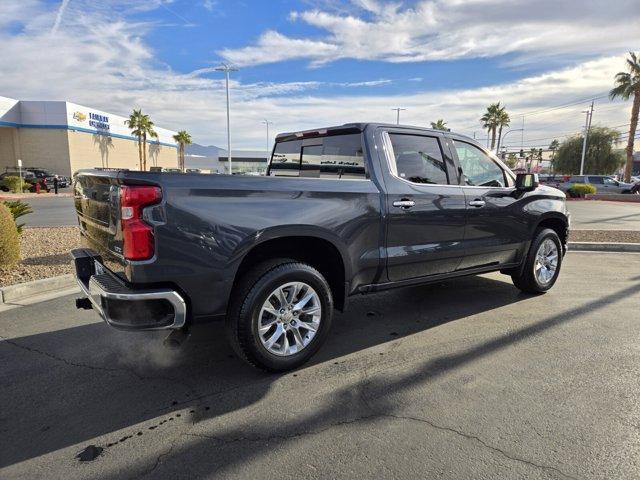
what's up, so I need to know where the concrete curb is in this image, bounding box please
[568,242,640,253]
[0,193,73,200]
[583,194,640,203]
[0,274,76,304]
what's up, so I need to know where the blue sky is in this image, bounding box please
[1,0,638,149]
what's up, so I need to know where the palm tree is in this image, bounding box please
[125,109,144,169]
[173,130,193,172]
[609,51,640,182]
[481,102,502,150]
[430,119,449,131]
[139,115,157,171]
[495,107,510,151]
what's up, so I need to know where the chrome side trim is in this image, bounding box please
[75,275,186,330]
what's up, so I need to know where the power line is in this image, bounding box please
[502,123,633,146]
[515,92,609,117]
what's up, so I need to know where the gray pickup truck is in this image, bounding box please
[71,123,569,371]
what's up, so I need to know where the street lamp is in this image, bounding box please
[391,108,406,125]
[496,128,523,154]
[262,119,273,162]
[215,63,238,175]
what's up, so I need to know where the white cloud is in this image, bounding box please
[202,0,217,12]
[220,0,640,67]
[0,0,635,153]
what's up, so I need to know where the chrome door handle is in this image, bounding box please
[393,200,415,209]
[469,199,485,208]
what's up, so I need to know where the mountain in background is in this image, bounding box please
[185,143,225,157]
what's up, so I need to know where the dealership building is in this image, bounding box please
[0,96,178,177]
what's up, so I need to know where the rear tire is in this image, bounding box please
[226,259,333,372]
[511,228,563,294]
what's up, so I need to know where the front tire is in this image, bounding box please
[226,259,333,372]
[511,228,563,294]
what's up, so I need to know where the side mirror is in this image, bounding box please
[515,173,539,191]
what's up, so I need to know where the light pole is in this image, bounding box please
[391,108,406,125]
[215,63,238,175]
[496,128,523,155]
[262,119,273,161]
[579,101,594,175]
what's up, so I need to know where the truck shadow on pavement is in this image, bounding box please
[3,273,634,474]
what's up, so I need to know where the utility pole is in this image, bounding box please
[579,101,594,175]
[391,108,406,125]
[215,63,238,175]
[262,119,273,162]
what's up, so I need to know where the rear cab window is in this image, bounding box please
[268,134,367,179]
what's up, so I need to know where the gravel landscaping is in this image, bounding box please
[0,227,82,287]
[569,230,640,243]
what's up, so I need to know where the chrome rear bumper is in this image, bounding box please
[71,248,186,330]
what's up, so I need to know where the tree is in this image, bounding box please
[609,51,640,182]
[528,147,539,172]
[548,139,559,172]
[173,130,193,172]
[125,109,144,169]
[139,114,157,171]
[480,102,501,149]
[553,127,625,174]
[430,119,449,131]
[505,152,518,169]
[495,107,510,151]
[480,102,509,150]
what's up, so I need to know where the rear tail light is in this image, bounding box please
[120,185,162,260]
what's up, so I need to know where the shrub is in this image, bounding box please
[568,183,597,197]
[3,176,29,193]
[0,203,20,267]
[2,200,33,234]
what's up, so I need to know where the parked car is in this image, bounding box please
[558,175,635,194]
[71,123,569,371]
[537,174,569,189]
[0,170,49,192]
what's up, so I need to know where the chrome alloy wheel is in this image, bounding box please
[257,282,322,357]
[534,238,559,285]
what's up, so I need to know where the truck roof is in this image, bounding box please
[275,123,474,143]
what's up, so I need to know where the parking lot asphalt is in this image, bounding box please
[16,193,77,227]
[1,251,639,479]
[566,200,640,231]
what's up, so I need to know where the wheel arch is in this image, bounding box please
[535,214,569,251]
[231,230,350,311]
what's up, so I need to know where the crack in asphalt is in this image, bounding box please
[135,436,180,480]
[382,413,581,480]
[182,411,580,480]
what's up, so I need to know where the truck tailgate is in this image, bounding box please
[74,172,125,263]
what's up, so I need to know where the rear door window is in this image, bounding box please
[387,134,449,184]
[588,176,604,184]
